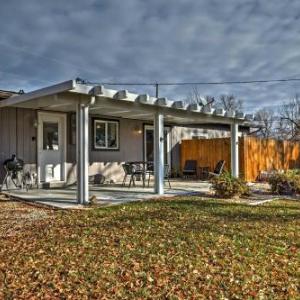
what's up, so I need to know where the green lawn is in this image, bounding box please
[0,197,299,299]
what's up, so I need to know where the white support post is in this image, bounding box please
[230,122,239,178]
[76,102,89,204]
[154,110,164,195]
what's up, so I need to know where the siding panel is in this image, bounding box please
[0,107,37,182]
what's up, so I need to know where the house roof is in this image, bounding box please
[0,79,254,126]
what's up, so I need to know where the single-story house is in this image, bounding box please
[0,80,253,204]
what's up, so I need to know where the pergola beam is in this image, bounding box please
[89,97,241,125]
[1,80,251,126]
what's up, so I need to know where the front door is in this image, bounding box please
[37,112,67,182]
[144,125,171,166]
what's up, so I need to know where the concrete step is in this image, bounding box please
[38,181,67,189]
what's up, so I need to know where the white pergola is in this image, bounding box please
[0,80,253,204]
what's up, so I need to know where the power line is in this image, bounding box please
[86,77,300,86]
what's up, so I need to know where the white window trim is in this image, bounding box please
[94,119,119,150]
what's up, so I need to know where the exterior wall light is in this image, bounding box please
[33,119,38,128]
[133,125,142,134]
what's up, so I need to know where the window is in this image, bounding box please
[43,122,59,150]
[94,119,119,150]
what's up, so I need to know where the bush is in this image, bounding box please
[268,170,300,195]
[210,172,250,198]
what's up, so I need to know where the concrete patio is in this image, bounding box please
[3,180,211,209]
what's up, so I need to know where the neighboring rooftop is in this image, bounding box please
[0,89,18,100]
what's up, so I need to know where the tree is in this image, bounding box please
[186,86,214,106]
[254,108,275,138]
[216,94,243,111]
[251,95,300,141]
[278,94,300,140]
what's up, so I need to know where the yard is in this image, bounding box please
[0,197,299,299]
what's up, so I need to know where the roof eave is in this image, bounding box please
[0,80,75,108]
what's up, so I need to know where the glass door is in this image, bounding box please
[37,112,66,182]
[144,125,171,166]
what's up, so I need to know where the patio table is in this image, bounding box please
[127,161,152,170]
[127,161,153,187]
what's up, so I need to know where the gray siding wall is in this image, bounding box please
[0,107,37,182]
[66,116,145,183]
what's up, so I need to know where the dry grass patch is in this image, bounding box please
[0,197,299,299]
[0,198,53,238]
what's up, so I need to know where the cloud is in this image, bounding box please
[0,0,300,112]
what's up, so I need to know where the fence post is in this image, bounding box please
[231,122,239,177]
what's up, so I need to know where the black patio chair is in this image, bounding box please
[147,163,171,188]
[182,160,197,179]
[145,162,154,184]
[122,163,145,188]
[203,160,225,178]
[164,164,171,189]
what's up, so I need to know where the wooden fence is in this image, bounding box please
[180,136,300,181]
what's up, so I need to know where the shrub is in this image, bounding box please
[268,170,300,195]
[210,172,250,198]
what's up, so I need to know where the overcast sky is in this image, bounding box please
[0,0,300,112]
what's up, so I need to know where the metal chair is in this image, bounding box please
[164,164,171,189]
[182,160,197,179]
[122,163,145,188]
[145,162,154,187]
[203,160,225,178]
[147,164,171,188]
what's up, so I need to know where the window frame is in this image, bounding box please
[93,118,120,151]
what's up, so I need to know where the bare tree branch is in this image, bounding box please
[186,85,215,107]
[254,108,275,138]
[278,94,300,140]
[215,94,243,111]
